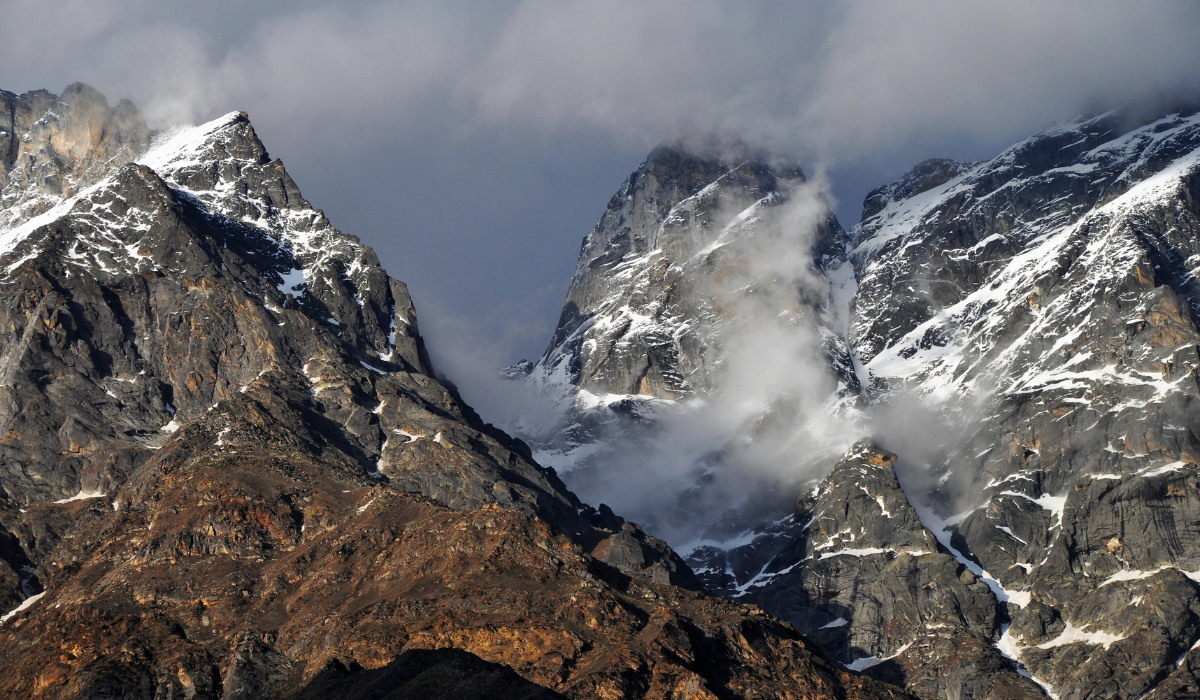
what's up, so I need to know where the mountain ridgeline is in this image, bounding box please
[516,106,1200,700]
[7,79,1200,700]
[0,84,912,700]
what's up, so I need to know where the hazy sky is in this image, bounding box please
[5,0,1200,395]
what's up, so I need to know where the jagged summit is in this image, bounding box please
[537,137,842,401]
[516,101,1200,700]
[0,82,150,231]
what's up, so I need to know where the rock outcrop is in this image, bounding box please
[0,84,911,700]
[535,139,850,400]
[691,441,1044,700]
[531,105,1200,700]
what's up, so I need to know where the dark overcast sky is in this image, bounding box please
[5,0,1200,394]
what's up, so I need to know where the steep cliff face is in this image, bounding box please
[534,141,850,401]
[845,107,1200,700]
[0,85,901,700]
[530,106,1200,700]
[514,142,859,536]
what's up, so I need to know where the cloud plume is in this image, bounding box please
[6,1,1200,528]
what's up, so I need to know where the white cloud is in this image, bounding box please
[6,0,1198,167]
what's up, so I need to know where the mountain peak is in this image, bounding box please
[0,85,907,700]
[0,83,151,232]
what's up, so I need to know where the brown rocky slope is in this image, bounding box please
[0,84,910,700]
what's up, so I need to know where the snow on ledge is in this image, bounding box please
[0,592,45,625]
[53,489,105,504]
[845,640,914,672]
[1036,620,1124,650]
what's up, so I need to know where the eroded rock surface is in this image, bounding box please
[0,85,907,700]
[557,106,1200,700]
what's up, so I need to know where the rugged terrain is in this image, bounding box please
[513,140,860,542]
[521,106,1200,699]
[0,84,910,699]
[534,140,847,401]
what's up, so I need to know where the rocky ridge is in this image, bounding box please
[0,84,904,699]
[512,141,860,541]
[526,106,1200,699]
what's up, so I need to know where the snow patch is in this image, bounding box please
[1037,620,1124,650]
[53,489,105,504]
[844,641,914,672]
[0,592,45,625]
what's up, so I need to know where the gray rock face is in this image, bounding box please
[579,503,701,589]
[691,440,1043,700]
[532,106,1200,699]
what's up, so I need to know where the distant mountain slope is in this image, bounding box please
[527,106,1200,700]
[0,84,901,700]
[510,142,860,544]
[536,141,847,400]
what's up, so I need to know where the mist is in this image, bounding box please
[462,177,870,547]
[7,1,1200,369]
[8,1,1200,548]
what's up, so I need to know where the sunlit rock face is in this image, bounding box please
[0,85,914,700]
